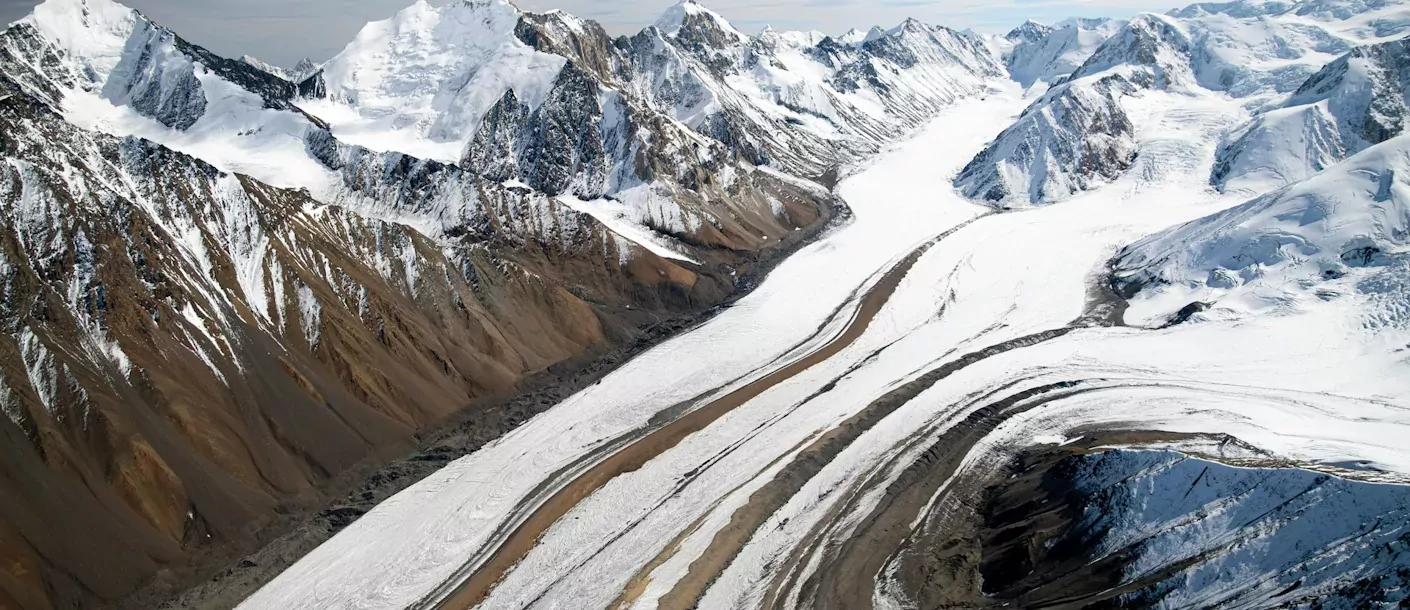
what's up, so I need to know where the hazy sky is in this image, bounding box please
[0,0,1183,68]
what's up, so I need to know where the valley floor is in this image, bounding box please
[242,82,1410,610]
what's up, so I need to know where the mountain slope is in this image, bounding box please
[301,0,1005,179]
[959,0,1409,206]
[0,0,826,269]
[14,0,1410,608]
[1213,36,1410,192]
[1115,132,1410,327]
[962,448,1410,609]
[619,10,1006,174]
[0,70,749,608]
[301,0,567,162]
[955,14,1194,206]
[1004,18,1124,89]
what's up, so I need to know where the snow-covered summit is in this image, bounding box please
[654,0,747,42]
[1005,19,1053,43]
[2,0,302,137]
[838,27,869,45]
[757,27,825,48]
[19,0,145,83]
[961,0,1407,207]
[1005,17,1124,88]
[1066,13,1194,86]
[289,58,322,81]
[241,55,289,80]
[956,14,1193,206]
[307,0,564,160]
[1170,0,1299,18]
[1054,16,1117,29]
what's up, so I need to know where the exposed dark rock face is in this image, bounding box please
[296,69,326,99]
[171,38,298,110]
[875,434,1410,610]
[463,89,532,184]
[470,63,608,197]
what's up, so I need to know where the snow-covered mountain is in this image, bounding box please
[239,56,322,83]
[300,0,566,161]
[1115,131,1410,327]
[975,449,1410,608]
[960,0,1410,207]
[240,55,289,80]
[298,0,1004,178]
[0,0,302,130]
[0,1,857,607]
[0,71,633,607]
[956,14,1194,205]
[1214,36,1410,192]
[1004,17,1124,89]
[0,0,829,261]
[0,0,1016,606]
[838,26,887,46]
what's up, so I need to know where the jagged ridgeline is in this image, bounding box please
[0,0,1010,607]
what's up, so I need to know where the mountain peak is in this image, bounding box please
[241,55,290,80]
[654,0,746,40]
[885,17,931,38]
[841,25,887,45]
[1065,11,1192,84]
[292,58,320,73]
[1053,16,1115,29]
[22,0,142,47]
[1006,19,1053,42]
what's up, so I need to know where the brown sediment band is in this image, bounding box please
[435,235,945,610]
